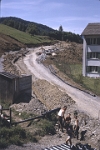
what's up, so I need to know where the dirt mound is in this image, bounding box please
[32,79,75,110]
[0,33,25,56]
[43,42,82,65]
[59,42,82,63]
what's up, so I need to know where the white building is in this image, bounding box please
[81,23,100,78]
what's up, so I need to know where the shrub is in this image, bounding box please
[26,132,38,142]
[9,136,23,146]
[14,126,26,139]
[36,119,56,136]
[0,127,13,139]
[0,138,9,148]
[0,126,27,148]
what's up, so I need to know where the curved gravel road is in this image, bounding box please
[23,46,100,119]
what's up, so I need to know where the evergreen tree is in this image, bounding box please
[59,25,63,41]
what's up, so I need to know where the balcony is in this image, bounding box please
[86,59,100,66]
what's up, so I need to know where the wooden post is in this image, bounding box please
[0,105,3,114]
[9,108,12,126]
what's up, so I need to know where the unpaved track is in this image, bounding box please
[20,46,100,119]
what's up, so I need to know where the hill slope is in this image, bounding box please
[0,32,25,56]
[0,24,54,56]
[0,17,55,35]
[0,17,82,43]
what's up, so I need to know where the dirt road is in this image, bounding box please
[18,46,100,119]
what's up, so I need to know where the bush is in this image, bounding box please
[0,126,27,148]
[14,126,26,139]
[0,138,9,148]
[26,132,38,142]
[9,136,23,146]
[0,127,13,139]
[42,120,55,135]
[36,119,56,136]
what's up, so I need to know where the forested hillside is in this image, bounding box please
[0,24,54,56]
[0,17,82,43]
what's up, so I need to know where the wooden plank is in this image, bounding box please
[19,84,32,90]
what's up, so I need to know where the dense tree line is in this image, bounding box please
[0,17,54,35]
[0,17,82,43]
[48,31,82,43]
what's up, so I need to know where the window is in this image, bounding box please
[90,66,98,72]
[86,38,100,45]
[86,66,100,73]
[90,52,97,58]
[87,52,100,59]
[86,38,90,45]
[97,38,100,45]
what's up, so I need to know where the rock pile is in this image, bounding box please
[11,97,47,116]
[32,79,75,110]
[2,48,29,75]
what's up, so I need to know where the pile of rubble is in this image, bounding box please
[2,48,29,76]
[32,79,75,110]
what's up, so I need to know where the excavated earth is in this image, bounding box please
[0,41,100,150]
[0,33,25,57]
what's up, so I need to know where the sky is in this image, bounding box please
[0,0,100,35]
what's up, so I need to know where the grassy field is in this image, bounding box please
[0,24,53,45]
[60,63,100,95]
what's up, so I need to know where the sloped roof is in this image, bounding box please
[0,72,18,79]
[81,23,100,35]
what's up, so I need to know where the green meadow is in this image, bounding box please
[0,24,52,45]
[66,63,100,95]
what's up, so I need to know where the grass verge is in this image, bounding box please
[54,60,100,95]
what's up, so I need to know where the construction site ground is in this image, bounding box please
[1,41,100,150]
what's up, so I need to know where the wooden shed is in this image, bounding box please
[0,72,32,104]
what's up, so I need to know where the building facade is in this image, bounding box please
[81,23,100,78]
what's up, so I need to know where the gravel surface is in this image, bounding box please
[2,44,100,150]
[23,46,100,119]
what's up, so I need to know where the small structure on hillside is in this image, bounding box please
[0,72,32,104]
[81,23,100,78]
